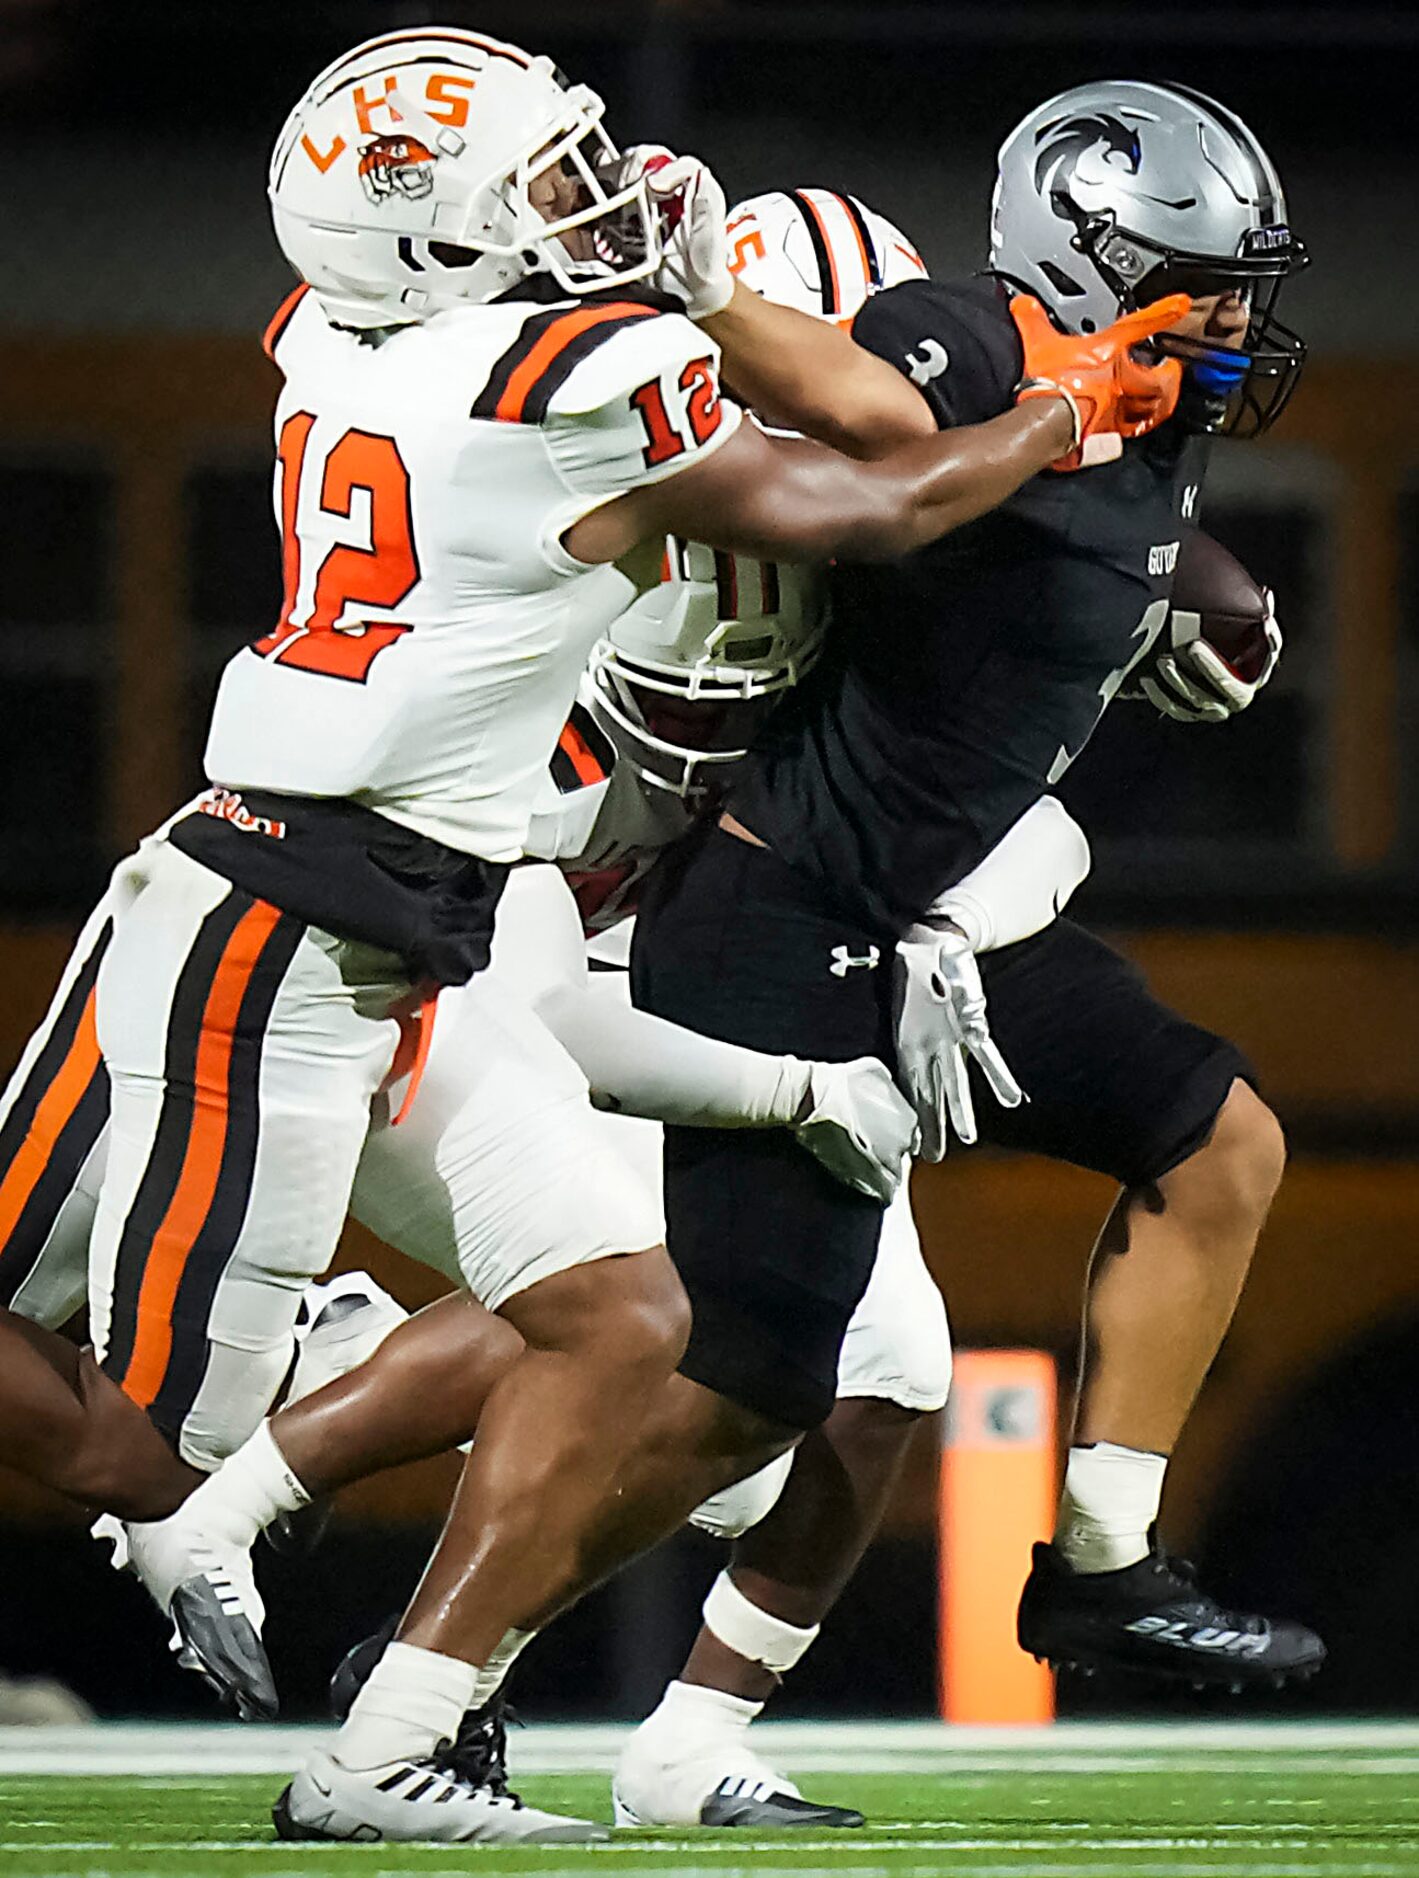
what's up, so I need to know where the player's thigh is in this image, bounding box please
[353,977,662,1314]
[636,828,896,1432]
[0,895,115,1324]
[974,919,1252,1186]
[90,843,402,1458]
[836,1179,952,1412]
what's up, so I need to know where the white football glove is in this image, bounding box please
[894,924,1024,1160]
[789,1056,919,1205]
[619,145,734,320]
[1138,588,1283,723]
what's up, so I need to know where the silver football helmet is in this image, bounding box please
[991,81,1308,435]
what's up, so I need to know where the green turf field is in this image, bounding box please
[1,1723,1416,1877]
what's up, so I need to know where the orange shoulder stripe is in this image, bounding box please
[495,302,658,423]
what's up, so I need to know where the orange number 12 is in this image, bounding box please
[254,415,420,683]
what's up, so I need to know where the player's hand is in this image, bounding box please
[791,1056,919,1204]
[621,147,734,320]
[1011,293,1190,470]
[894,924,1024,1158]
[1140,586,1283,722]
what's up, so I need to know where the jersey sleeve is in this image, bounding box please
[850,277,1022,431]
[542,310,743,504]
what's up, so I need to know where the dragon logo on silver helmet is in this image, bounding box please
[991,81,1309,437]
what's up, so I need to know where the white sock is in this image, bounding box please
[470,1627,536,1710]
[643,1677,762,1740]
[1055,1441,1167,1573]
[334,1641,477,1772]
[173,1424,310,1549]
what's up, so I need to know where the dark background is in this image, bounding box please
[1,0,1417,1722]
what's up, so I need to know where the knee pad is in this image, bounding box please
[688,1447,795,1540]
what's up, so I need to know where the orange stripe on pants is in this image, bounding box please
[121,901,283,1409]
[0,992,102,1248]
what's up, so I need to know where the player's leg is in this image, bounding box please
[87,840,404,1713]
[1069,1078,1284,1456]
[272,1293,522,1491]
[0,889,202,1517]
[0,1309,197,1516]
[174,832,883,1841]
[0,892,114,1324]
[148,980,691,1840]
[617,1185,951,1828]
[972,919,1322,1686]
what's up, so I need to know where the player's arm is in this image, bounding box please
[626,151,933,457]
[702,281,937,458]
[561,295,1184,568]
[490,868,912,1201]
[893,798,1091,1161]
[924,796,1092,953]
[567,398,1066,567]
[639,154,1179,464]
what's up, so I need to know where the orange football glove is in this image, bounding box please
[1011,292,1191,471]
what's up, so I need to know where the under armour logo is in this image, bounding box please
[1181,483,1198,519]
[829,944,881,977]
[906,339,949,386]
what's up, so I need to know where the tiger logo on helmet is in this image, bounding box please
[358,134,437,205]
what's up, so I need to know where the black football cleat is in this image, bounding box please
[700,1778,865,1830]
[329,1613,400,1720]
[1017,1538,1326,1691]
[264,1498,334,1558]
[435,1686,522,1800]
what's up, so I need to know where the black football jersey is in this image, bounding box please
[729,275,1211,934]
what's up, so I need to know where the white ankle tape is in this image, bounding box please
[702,1570,819,1675]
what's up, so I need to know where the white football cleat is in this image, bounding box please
[274,1746,608,1844]
[612,1714,863,1830]
[286,1271,409,1404]
[96,1503,277,1722]
[267,1272,410,1557]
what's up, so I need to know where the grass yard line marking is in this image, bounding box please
[12,1750,1419,1778]
[9,1851,1407,1877]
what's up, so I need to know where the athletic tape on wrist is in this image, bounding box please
[702,1570,819,1675]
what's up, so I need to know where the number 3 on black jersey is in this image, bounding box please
[253,415,420,683]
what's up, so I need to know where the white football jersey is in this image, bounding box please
[204,286,740,861]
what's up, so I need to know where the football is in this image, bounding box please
[1168,530,1272,682]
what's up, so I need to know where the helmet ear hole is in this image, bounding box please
[428,241,480,269]
[1039,260,1087,301]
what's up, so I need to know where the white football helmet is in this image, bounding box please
[586,542,827,797]
[585,187,926,795]
[268,27,665,328]
[724,187,927,324]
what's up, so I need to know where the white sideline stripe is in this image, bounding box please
[4,1717,1419,1777]
[5,1847,1411,1862]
